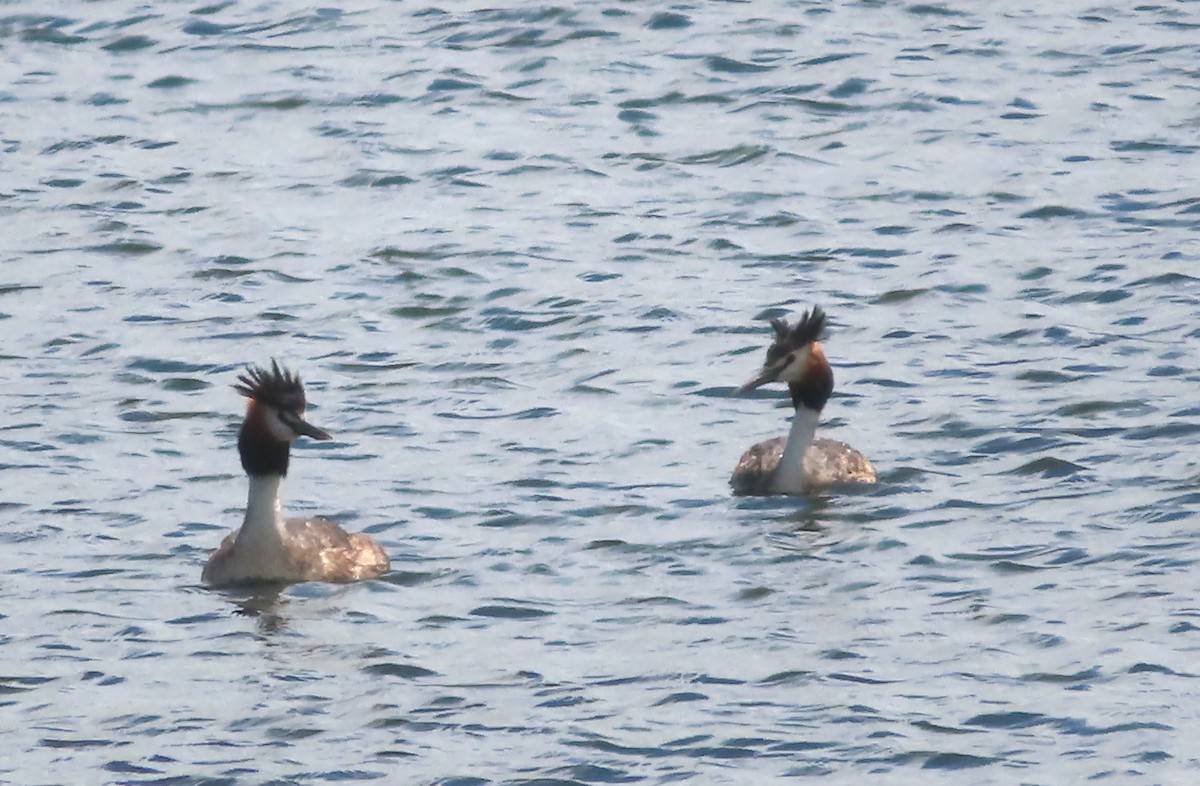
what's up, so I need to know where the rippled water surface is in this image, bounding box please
[4,1,1200,783]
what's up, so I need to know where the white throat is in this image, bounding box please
[236,474,288,554]
[771,406,821,493]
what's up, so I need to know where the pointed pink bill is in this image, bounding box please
[738,366,780,394]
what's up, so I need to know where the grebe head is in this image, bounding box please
[234,360,332,477]
[738,306,834,412]
[739,306,828,390]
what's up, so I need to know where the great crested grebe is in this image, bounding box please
[730,306,876,495]
[202,361,390,586]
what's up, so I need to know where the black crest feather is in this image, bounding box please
[234,359,307,414]
[764,306,826,365]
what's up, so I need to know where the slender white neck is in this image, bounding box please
[236,474,287,549]
[771,406,821,493]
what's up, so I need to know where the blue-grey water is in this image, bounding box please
[3,1,1200,783]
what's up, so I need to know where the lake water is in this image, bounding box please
[3,1,1200,783]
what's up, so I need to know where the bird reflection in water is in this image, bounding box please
[228,585,289,635]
